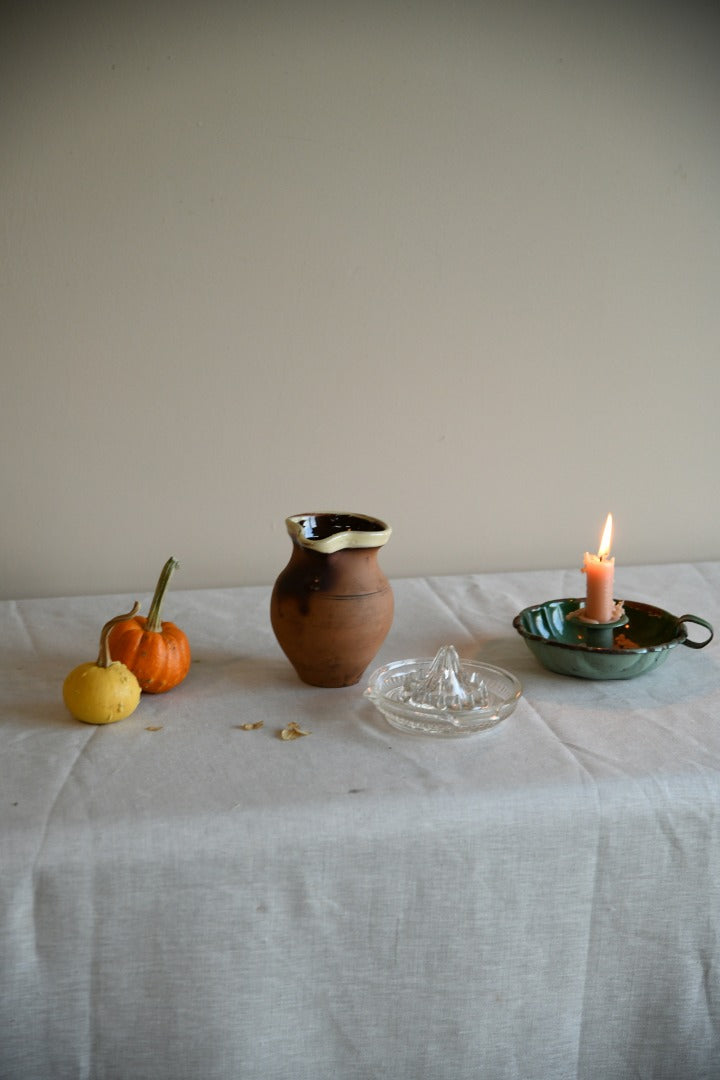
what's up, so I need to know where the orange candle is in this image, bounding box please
[582,513,615,622]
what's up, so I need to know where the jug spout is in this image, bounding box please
[285,512,391,554]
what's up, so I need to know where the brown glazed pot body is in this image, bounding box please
[270,513,393,688]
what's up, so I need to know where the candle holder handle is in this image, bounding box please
[678,614,714,649]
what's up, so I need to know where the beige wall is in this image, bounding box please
[3,1,719,600]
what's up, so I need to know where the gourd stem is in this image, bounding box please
[146,557,179,633]
[97,602,140,668]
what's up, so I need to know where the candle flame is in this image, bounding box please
[598,513,613,559]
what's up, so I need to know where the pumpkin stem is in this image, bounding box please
[97,602,141,668]
[146,557,179,633]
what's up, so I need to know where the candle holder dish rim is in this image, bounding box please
[513,598,713,680]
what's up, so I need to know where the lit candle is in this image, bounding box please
[582,513,615,623]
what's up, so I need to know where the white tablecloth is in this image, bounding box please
[2,563,719,1080]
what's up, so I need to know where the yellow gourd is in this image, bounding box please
[63,603,143,724]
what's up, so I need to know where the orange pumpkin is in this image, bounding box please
[108,557,191,693]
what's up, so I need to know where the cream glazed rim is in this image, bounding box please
[285,513,392,554]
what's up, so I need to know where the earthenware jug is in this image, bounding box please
[270,512,393,687]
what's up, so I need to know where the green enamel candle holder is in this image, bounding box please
[513,598,713,680]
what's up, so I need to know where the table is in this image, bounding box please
[2,563,719,1080]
